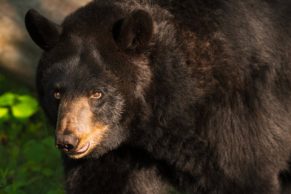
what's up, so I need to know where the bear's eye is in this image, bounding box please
[53,90,61,100]
[90,91,103,99]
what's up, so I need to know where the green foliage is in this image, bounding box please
[0,93,38,119]
[0,75,64,194]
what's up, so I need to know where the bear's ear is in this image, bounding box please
[25,9,61,50]
[113,9,153,51]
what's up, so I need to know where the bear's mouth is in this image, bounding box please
[67,142,91,159]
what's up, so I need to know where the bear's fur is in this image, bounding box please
[25,0,291,193]
[64,146,171,194]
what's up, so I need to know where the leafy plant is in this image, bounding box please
[0,75,64,194]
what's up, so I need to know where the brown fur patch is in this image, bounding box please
[57,97,109,158]
[131,55,152,98]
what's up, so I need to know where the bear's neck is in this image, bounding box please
[129,16,220,177]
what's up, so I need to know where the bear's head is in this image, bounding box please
[25,3,154,159]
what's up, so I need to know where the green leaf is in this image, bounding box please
[0,107,9,118]
[47,189,65,194]
[6,123,21,140]
[0,93,16,106]
[23,140,46,163]
[11,95,38,119]
[42,168,53,176]
[42,137,55,147]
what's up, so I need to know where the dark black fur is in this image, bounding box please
[63,146,171,194]
[25,0,291,193]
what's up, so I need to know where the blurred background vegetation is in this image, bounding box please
[0,0,90,193]
[0,74,64,194]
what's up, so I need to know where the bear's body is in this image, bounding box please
[25,0,291,193]
[64,146,171,194]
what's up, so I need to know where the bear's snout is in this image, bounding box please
[54,97,109,158]
[55,132,79,153]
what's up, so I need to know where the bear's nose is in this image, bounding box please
[56,132,79,152]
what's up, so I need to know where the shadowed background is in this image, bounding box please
[0,0,91,88]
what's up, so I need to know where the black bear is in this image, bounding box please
[25,0,291,194]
